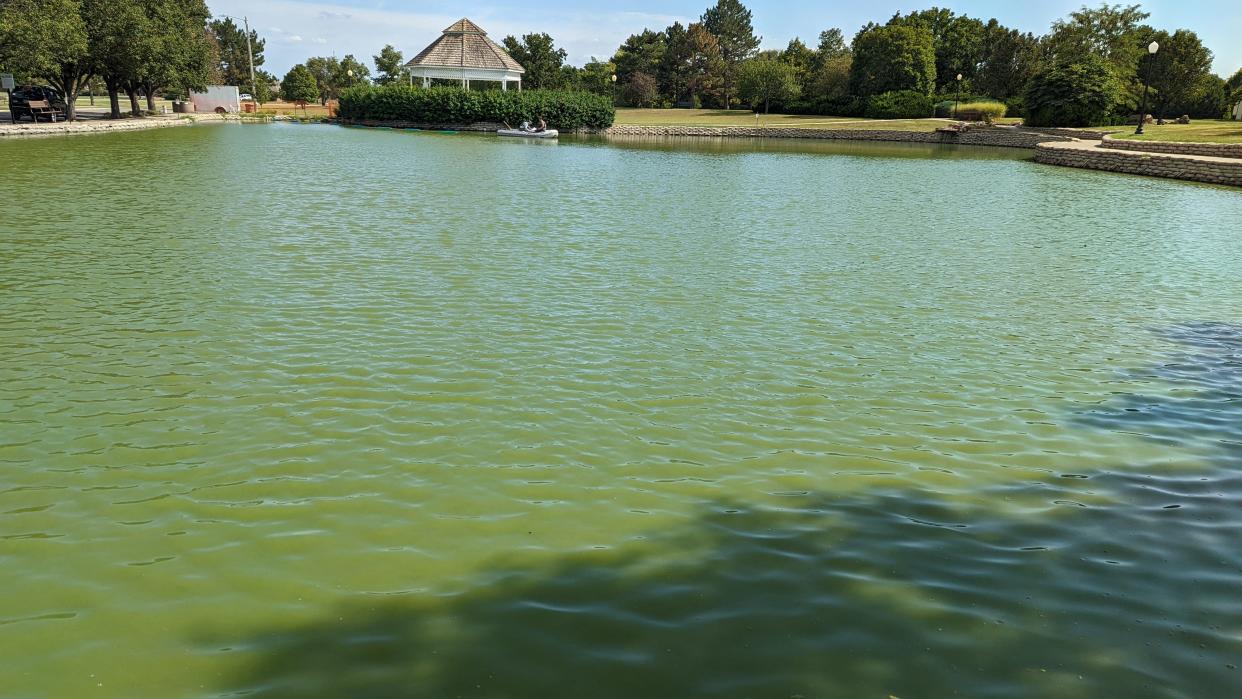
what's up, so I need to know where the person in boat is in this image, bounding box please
[534,116,547,133]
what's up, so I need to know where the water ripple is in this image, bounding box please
[1,124,1241,698]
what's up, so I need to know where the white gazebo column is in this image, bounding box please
[501,79,508,91]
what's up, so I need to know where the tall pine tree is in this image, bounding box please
[701,0,760,109]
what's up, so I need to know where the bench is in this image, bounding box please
[26,99,64,122]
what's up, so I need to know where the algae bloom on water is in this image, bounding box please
[1,123,1241,698]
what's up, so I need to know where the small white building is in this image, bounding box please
[404,19,525,90]
[190,86,241,114]
[1234,101,1242,121]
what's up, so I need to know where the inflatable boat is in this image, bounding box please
[497,128,559,139]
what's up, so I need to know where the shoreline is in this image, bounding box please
[6,114,1237,188]
[338,119,1242,188]
[338,118,1099,150]
[0,112,298,138]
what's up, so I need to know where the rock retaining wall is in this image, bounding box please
[1018,126,1111,140]
[0,113,246,138]
[1101,135,1242,159]
[601,124,1073,149]
[1035,141,1242,187]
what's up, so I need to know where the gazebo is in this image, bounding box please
[404,19,526,91]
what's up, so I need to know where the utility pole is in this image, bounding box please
[221,15,259,100]
[244,16,257,100]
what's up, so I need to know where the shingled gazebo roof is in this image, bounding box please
[404,18,525,74]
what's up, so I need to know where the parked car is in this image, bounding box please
[239,93,253,101]
[8,85,68,122]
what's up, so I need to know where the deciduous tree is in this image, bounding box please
[576,58,617,96]
[0,0,92,120]
[83,0,147,117]
[280,64,318,105]
[849,24,937,97]
[1227,68,1242,97]
[1024,53,1121,127]
[975,22,1041,100]
[737,57,799,113]
[622,72,659,107]
[373,45,404,86]
[1143,29,1214,120]
[1045,4,1149,78]
[780,38,815,95]
[134,0,215,113]
[888,8,986,93]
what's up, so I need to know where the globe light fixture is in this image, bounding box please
[954,74,964,120]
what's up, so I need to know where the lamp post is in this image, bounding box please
[954,73,963,119]
[610,74,617,105]
[1136,41,1159,135]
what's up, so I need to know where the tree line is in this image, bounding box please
[487,1,1240,125]
[0,0,216,120]
[279,0,1242,125]
[3,1,1238,126]
[0,0,285,119]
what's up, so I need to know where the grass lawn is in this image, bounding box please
[617,108,857,128]
[257,101,334,117]
[74,96,176,111]
[1106,120,1242,144]
[615,108,960,131]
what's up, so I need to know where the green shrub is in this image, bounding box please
[1024,56,1121,127]
[1004,95,1026,118]
[865,90,934,119]
[337,85,615,129]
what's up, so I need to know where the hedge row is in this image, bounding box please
[337,86,616,129]
[864,90,934,119]
[784,91,935,120]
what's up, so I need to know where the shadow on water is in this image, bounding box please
[1076,322,1242,465]
[212,324,1242,698]
[216,476,1241,698]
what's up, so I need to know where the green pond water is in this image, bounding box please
[3,123,1242,698]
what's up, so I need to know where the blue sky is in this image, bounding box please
[207,0,1242,78]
